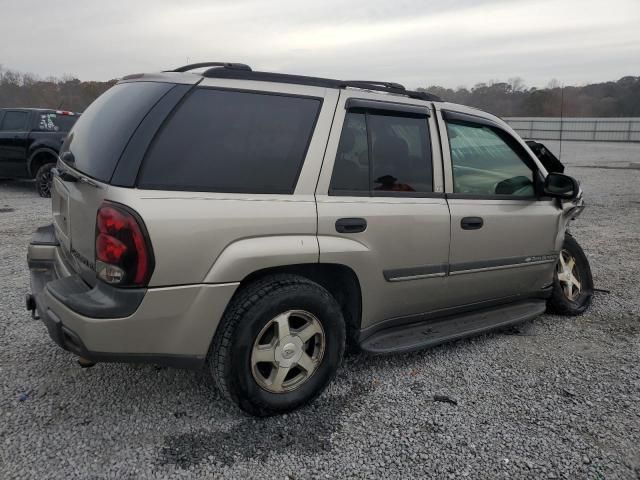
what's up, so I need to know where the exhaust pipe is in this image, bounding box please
[77,357,96,368]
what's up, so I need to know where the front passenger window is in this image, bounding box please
[447,122,535,197]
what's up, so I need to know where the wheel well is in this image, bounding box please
[29,150,57,178]
[240,263,363,349]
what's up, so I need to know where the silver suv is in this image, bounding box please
[27,62,593,416]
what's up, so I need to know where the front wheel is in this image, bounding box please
[547,233,593,316]
[209,274,345,416]
[35,163,55,198]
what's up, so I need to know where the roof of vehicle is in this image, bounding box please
[120,62,512,129]
[120,61,443,102]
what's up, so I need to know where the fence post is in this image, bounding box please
[529,120,533,139]
[592,120,597,141]
[628,120,633,142]
[559,118,563,143]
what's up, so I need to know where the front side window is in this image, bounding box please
[330,109,433,195]
[139,88,321,194]
[1,111,28,131]
[447,122,535,197]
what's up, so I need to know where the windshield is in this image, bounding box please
[60,81,173,182]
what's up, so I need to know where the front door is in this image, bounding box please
[438,107,562,306]
[316,92,451,331]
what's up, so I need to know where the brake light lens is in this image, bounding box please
[95,202,154,287]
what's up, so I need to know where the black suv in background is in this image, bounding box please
[0,108,79,197]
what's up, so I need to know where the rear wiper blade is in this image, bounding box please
[60,151,75,164]
[52,166,78,182]
[52,166,102,189]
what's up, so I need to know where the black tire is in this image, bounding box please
[547,233,593,316]
[35,163,55,198]
[209,274,346,416]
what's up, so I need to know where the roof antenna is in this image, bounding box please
[558,83,564,162]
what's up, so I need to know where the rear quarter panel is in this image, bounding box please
[109,190,320,286]
[106,84,339,287]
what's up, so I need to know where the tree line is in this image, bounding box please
[1,66,639,117]
[0,66,116,112]
[418,76,640,117]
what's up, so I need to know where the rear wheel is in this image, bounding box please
[35,163,55,198]
[547,233,593,315]
[209,274,345,416]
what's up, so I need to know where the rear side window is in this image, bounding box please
[330,109,433,195]
[1,111,28,131]
[329,112,369,192]
[36,112,78,132]
[138,88,322,194]
[61,82,174,182]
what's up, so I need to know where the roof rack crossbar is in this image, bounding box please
[196,67,442,101]
[167,62,252,73]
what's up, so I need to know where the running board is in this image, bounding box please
[360,300,546,355]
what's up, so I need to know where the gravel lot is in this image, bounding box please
[1,141,639,479]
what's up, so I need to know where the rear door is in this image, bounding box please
[0,110,30,177]
[316,92,450,331]
[437,106,562,306]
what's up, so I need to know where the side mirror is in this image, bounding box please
[543,173,579,200]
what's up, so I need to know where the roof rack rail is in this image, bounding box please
[342,80,406,91]
[167,62,252,73]
[199,68,442,102]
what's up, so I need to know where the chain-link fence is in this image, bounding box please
[504,117,640,142]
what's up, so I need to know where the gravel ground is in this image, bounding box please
[0,141,639,479]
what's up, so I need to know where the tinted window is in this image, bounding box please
[139,89,321,194]
[330,110,433,195]
[329,112,369,192]
[447,122,535,196]
[370,113,432,193]
[61,82,173,181]
[36,112,78,132]
[1,111,28,131]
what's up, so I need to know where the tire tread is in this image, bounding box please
[209,274,344,415]
[547,233,593,316]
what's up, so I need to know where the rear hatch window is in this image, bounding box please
[60,81,173,182]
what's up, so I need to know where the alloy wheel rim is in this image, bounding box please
[251,310,325,393]
[557,249,582,301]
[39,171,52,197]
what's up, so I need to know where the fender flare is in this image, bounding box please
[27,147,59,177]
[204,235,373,284]
[204,235,320,284]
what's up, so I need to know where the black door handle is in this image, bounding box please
[461,216,483,230]
[336,218,367,233]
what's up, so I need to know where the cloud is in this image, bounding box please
[0,0,638,88]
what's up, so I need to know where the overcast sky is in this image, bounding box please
[1,0,639,89]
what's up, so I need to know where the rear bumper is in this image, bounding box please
[27,224,239,368]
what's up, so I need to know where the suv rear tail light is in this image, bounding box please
[95,202,154,287]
